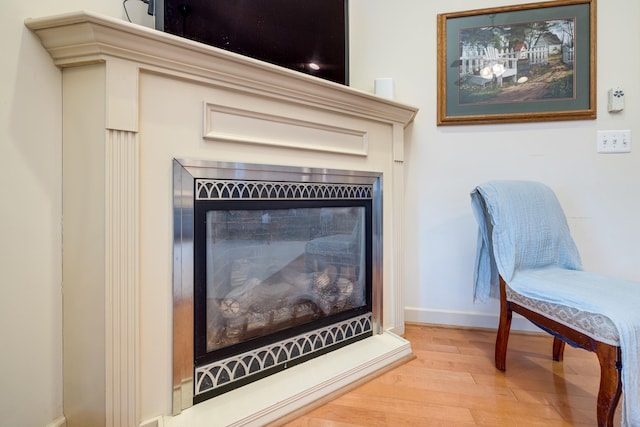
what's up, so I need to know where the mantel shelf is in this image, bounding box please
[26,10,418,127]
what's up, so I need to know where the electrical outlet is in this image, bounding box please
[596,130,631,153]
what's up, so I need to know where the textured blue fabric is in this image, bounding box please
[471,180,581,302]
[471,180,640,426]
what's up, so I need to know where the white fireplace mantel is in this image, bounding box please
[26,11,418,427]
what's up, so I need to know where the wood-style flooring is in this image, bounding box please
[281,323,622,426]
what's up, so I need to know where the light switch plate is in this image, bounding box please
[597,130,631,153]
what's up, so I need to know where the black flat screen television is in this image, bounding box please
[153,0,349,85]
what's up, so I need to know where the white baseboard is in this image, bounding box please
[404,306,541,333]
[46,416,66,427]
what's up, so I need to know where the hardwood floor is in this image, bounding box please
[281,323,622,426]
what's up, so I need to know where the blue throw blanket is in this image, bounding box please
[471,180,640,426]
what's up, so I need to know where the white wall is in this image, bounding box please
[3,0,638,425]
[349,0,640,329]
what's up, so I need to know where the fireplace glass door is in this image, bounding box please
[193,183,373,369]
[199,203,368,355]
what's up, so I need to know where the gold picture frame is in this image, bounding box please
[437,0,596,125]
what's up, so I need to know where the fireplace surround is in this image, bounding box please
[26,10,418,427]
[175,159,383,407]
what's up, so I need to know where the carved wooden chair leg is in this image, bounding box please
[495,278,512,371]
[595,343,623,427]
[552,336,565,362]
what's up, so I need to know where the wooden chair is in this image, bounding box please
[470,181,631,427]
[496,276,622,426]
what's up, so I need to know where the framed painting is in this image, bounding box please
[437,0,596,125]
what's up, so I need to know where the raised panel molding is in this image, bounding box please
[203,103,369,156]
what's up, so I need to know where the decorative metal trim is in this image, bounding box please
[194,313,373,397]
[196,179,373,201]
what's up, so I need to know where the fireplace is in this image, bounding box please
[27,11,418,426]
[174,159,383,408]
